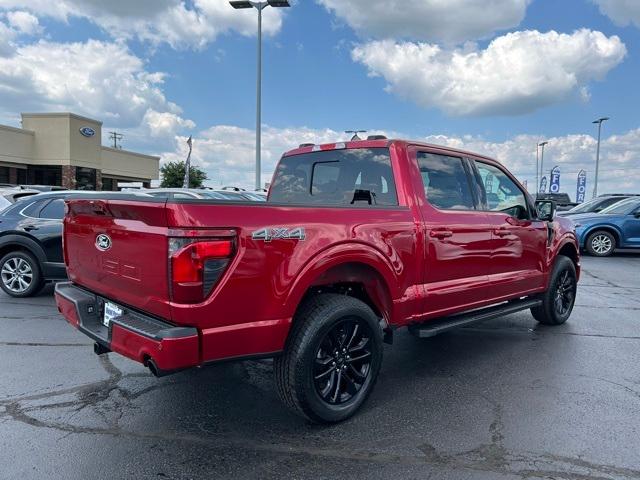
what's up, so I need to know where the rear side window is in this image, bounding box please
[21,200,46,217]
[269,148,398,206]
[39,199,65,219]
[418,152,475,210]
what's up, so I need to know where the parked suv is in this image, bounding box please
[0,191,150,297]
[55,139,580,422]
[558,194,633,217]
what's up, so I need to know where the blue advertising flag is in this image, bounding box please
[539,176,548,194]
[576,170,587,203]
[549,166,561,193]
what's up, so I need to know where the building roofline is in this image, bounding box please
[0,124,35,136]
[21,112,103,125]
[101,146,160,161]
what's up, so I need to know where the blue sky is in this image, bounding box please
[0,0,639,194]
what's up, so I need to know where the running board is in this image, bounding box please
[408,298,542,338]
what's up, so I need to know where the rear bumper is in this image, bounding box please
[54,282,200,374]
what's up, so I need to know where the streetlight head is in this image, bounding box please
[267,0,291,6]
[593,117,610,124]
[229,1,253,9]
[538,141,548,147]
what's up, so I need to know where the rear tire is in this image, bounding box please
[531,256,577,326]
[274,294,383,423]
[0,251,44,298]
[585,230,616,257]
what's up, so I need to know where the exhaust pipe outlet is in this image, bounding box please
[93,342,110,356]
[146,358,179,378]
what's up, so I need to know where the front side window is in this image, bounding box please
[417,152,475,210]
[269,148,398,206]
[475,162,528,219]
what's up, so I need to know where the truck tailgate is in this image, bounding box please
[64,198,172,320]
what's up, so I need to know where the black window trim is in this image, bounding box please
[416,150,481,213]
[468,158,535,220]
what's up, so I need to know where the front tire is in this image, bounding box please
[0,251,44,298]
[274,294,384,423]
[531,256,577,325]
[585,230,616,257]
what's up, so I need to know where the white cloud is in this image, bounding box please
[143,110,196,139]
[318,0,529,44]
[6,10,41,35]
[0,0,284,49]
[352,29,626,116]
[159,124,640,197]
[161,125,343,189]
[593,0,640,28]
[0,19,16,56]
[0,39,194,149]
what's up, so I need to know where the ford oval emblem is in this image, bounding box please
[95,234,112,251]
[80,127,96,138]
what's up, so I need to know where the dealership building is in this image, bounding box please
[0,112,159,190]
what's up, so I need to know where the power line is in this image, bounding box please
[109,131,124,149]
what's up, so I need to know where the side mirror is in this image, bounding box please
[634,210,640,218]
[535,200,556,221]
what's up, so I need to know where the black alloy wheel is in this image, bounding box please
[313,318,373,406]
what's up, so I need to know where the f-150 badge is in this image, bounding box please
[252,227,306,242]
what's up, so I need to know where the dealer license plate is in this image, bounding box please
[103,302,123,327]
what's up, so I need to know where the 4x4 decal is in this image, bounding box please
[252,227,306,242]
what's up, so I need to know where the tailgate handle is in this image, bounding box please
[430,229,453,239]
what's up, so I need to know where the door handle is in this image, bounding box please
[23,225,39,232]
[493,227,510,237]
[430,229,453,239]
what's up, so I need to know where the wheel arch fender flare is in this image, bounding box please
[0,234,47,264]
[582,224,622,245]
[283,243,399,328]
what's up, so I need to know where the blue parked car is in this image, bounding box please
[572,197,640,256]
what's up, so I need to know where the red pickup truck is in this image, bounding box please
[55,138,580,423]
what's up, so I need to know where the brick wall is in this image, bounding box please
[95,169,103,191]
[62,165,77,189]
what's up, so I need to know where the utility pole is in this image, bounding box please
[109,131,123,149]
[592,117,610,199]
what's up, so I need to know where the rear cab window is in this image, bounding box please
[269,148,398,206]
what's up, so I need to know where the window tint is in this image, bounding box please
[39,199,65,219]
[269,148,398,206]
[475,162,528,219]
[418,152,475,210]
[21,200,46,217]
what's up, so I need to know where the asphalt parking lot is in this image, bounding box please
[1,255,639,480]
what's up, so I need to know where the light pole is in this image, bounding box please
[535,142,539,194]
[538,141,548,192]
[592,117,609,199]
[230,0,291,190]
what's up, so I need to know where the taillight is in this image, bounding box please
[169,238,234,304]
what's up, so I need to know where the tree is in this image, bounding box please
[160,161,208,188]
